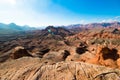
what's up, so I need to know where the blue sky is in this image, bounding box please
[0,0,120,27]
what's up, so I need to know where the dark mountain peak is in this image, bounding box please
[45,26,67,33]
[36,26,74,39]
[112,28,120,34]
[45,26,55,30]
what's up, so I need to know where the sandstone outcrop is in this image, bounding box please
[87,45,120,68]
[0,57,120,80]
[10,46,32,59]
[31,47,50,58]
[43,50,70,62]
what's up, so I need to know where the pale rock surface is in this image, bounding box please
[0,57,120,80]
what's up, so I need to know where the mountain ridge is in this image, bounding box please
[64,21,120,29]
[0,23,36,35]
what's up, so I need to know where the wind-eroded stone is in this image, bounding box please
[87,45,120,68]
[0,57,120,80]
[10,46,32,59]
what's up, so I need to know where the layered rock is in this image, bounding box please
[31,47,50,58]
[0,46,32,62]
[0,57,120,80]
[87,45,120,68]
[10,46,32,59]
[43,50,70,62]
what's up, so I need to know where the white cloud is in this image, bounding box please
[101,19,117,23]
[0,0,79,27]
[0,0,16,5]
[115,16,120,19]
[101,16,120,23]
[79,20,86,24]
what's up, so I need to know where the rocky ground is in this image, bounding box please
[0,23,120,80]
[1,57,120,80]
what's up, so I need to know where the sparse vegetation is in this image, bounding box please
[111,39,120,45]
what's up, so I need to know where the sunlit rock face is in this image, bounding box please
[0,57,120,80]
[87,45,120,68]
[10,46,32,59]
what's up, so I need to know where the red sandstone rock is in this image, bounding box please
[87,45,119,68]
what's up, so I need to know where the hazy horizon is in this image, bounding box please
[0,0,120,27]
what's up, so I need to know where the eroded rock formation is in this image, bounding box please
[10,46,32,59]
[0,57,120,80]
[87,45,120,68]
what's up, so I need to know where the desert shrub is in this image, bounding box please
[90,38,110,45]
[111,39,120,45]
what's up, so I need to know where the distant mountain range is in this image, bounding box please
[65,21,120,29]
[0,23,36,35]
[0,22,120,35]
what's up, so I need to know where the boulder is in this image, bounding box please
[87,45,119,68]
[10,46,32,59]
[117,58,120,68]
[43,50,70,62]
[66,54,80,61]
[31,47,50,57]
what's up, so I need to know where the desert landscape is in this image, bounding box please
[0,0,120,80]
[0,22,120,80]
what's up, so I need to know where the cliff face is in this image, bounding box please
[0,57,120,80]
[87,45,120,68]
